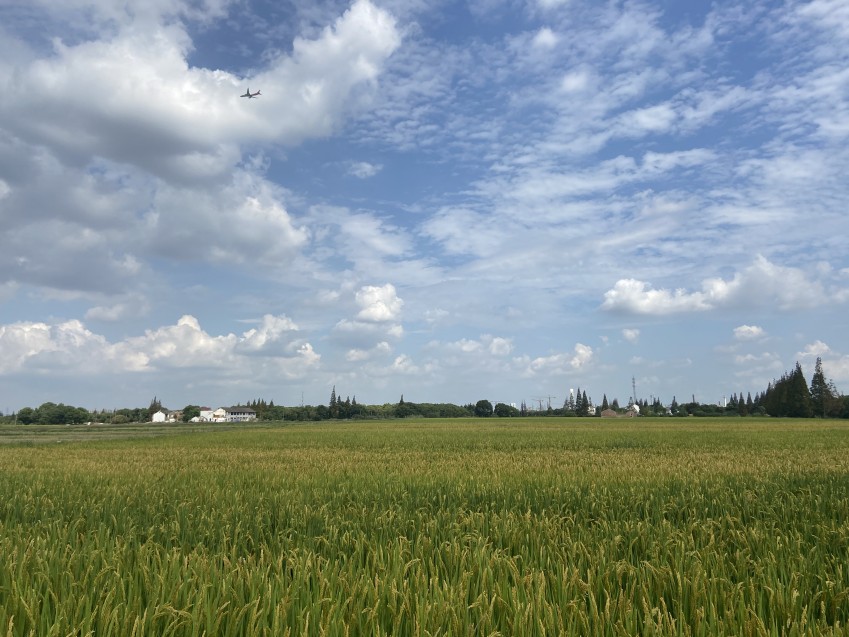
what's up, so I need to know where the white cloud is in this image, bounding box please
[0,319,114,374]
[149,173,310,266]
[390,354,419,374]
[0,314,318,376]
[622,328,640,343]
[420,207,509,257]
[602,256,831,315]
[536,0,570,9]
[532,27,559,49]
[348,161,382,178]
[733,325,765,341]
[488,336,513,356]
[436,334,513,357]
[521,343,593,376]
[84,296,150,322]
[795,340,849,386]
[239,314,300,353]
[2,0,400,168]
[824,355,849,385]
[797,340,831,359]
[560,68,593,93]
[355,283,403,321]
[619,103,677,135]
[0,1,400,297]
[346,341,391,362]
[602,278,712,314]
[731,350,785,385]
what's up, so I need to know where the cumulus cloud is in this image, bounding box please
[85,296,150,322]
[1,0,400,168]
[602,256,830,314]
[797,340,831,359]
[0,314,318,376]
[148,172,310,266]
[532,27,559,49]
[346,341,391,362]
[795,340,849,386]
[390,354,419,374]
[0,0,400,298]
[488,336,513,356]
[348,161,382,178]
[520,343,593,376]
[0,319,116,374]
[824,355,849,385]
[355,283,403,321]
[733,325,765,341]
[239,314,300,353]
[622,328,640,343]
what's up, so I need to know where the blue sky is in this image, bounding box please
[1,0,848,412]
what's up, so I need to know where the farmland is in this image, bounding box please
[1,418,848,636]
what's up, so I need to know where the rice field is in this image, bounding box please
[1,418,848,636]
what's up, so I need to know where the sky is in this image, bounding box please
[1,0,848,413]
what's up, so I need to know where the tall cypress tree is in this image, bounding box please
[810,357,828,418]
[329,386,339,418]
[788,362,812,417]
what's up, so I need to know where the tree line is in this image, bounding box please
[2,362,846,425]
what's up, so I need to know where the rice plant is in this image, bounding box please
[1,418,848,635]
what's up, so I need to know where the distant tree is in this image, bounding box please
[494,402,519,417]
[670,396,679,415]
[810,357,843,418]
[329,386,339,419]
[601,394,609,411]
[789,362,812,417]
[810,357,827,417]
[182,405,201,422]
[395,396,416,418]
[474,400,493,417]
[147,397,162,420]
[611,398,620,411]
[737,391,748,416]
[762,362,813,417]
[578,390,590,416]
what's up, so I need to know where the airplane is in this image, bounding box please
[240,88,261,98]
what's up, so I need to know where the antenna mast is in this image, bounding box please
[631,376,637,406]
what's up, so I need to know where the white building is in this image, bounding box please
[225,407,256,422]
[195,406,257,423]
